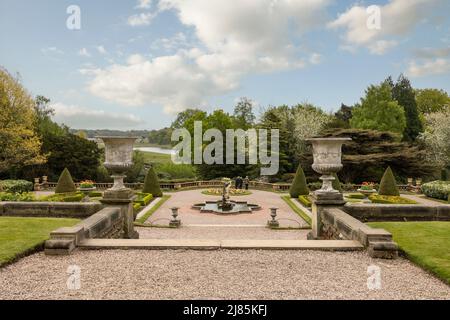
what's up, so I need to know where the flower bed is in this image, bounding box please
[201,188,252,196]
[421,181,450,201]
[368,195,417,204]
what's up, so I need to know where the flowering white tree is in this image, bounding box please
[419,107,450,168]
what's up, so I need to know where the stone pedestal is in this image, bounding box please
[309,192,346,239]
[100,189,139,239]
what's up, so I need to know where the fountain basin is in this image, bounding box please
[192,200,261,215]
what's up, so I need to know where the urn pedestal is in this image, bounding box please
[306,138,351,239]
[97,136,139,239]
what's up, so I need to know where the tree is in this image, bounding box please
[299,128,437,183]
[125,151,146,183]
[55,168,76,194]
[332,173,342,192]
[142,166,163,197]
[415,88,450,115]
[329,104,353,128]
[378,167,400,196]
[0,68,46,175]
[171,108,207,129]
[289,165,309,198]
[391,74,423,141]
[418,108,450,171]
[233,97,256,129]
[350,82,406,135]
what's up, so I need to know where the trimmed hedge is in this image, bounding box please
[0,180,33,193]
[422,181,450,200]
[346,193,366,199]
[289,165,309,198]
[368,195,417,204]
[142,167,163,197]
[378,167,400,196]
[0,192,35,202]
[134,193,153,206]
[41,192,84,202]
[298,195,312,207]
[55,168,76,194]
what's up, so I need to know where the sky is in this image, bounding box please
[1,0,449,130]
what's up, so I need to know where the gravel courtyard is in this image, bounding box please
[1,249,448,300]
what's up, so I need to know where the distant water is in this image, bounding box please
[134,146,175,155]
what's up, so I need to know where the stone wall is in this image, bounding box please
[0,202,103,218]
[344,203,450,222]
[321,208,398,259]
[45,207,123,255]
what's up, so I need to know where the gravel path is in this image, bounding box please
[1,250,448,300]
[137,226,309,240]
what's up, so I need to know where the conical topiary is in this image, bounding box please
[332,172,343,192]
[378,166,400,196]
[289,165,309,198]
[55,168,76,194]
[142,166,163,197]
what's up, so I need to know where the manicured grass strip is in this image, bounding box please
[135,195,171,224]
[201,190,252,196]
[140,151,172,164]
[368,221,450,285]
[281,195,311,225]
[0,217,80,267]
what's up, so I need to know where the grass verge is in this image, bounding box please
[368,221,450,285]
[281,195,312,225]
[0,217,80,267]
[135,195,171,224]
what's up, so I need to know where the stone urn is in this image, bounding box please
[96,136,137,192]
[307,138,351,199]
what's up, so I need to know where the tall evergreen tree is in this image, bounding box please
[289,165,309,198]
[142,166,163,197]
[391,74,423,141]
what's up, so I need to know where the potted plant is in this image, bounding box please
[78,180,96,202]
[357,182,377,201]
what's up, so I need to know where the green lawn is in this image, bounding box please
[140,151,172,165]
[368,221,450,284]
[0,217,80,266]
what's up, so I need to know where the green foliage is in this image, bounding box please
[441,169,448,181]
[55,168,76,194]
[125,151,146,183]
[346,193,366,199]
[378,167,400,196]
[415,88,450,115]
[329,104,353,128]
[147,127,173,145]
[142,166,163,197]
[41,192,84,202]
[391,75,423,141]
[135,195,171,224]
[298,195,312,207]
[0,192,35,202]
[421,181,450,200]
[289,165,309,197]
[134,192,153,206]
[350,82,406,134]
[0,180,33,193]
[281,195,311,225]
[233,97,256,129]
[155,162,196,180]
[332,173,342,192]
[368,195,417,204]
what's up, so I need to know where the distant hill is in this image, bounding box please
[69,129,151,139]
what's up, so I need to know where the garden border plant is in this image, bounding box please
[135,195,171,224]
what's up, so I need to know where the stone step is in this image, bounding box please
[78,239,364,251]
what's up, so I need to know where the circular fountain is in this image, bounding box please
[192,179,260,215]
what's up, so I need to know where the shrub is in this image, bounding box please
[89,191,102,197]
[298,195,312,207]
[155,162,196,180]
[332,173,343,192]
[142,166,163,197]
[134,192,153,206]
[421,181,450,200]
[346,193,366,199]
[289,165,309,198]
[41,192,83,202]
[0,192,35,202]
[441,169,448,181]
[368,195,417,204]
[378,167,400,196]
[55,168,76,194]
[0,180,33,193]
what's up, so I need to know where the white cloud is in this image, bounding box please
[407,45,450,77]
[86,0,331,114]
[135,0,152,10]
[51,102,145,129]
[309,53,322,65]
[96,46,107,55]
[41,47,64,55]
[127,12,155,26]
[78,48,91,57]
[328,0,443,55]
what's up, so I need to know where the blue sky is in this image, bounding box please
[1,0,449,130]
